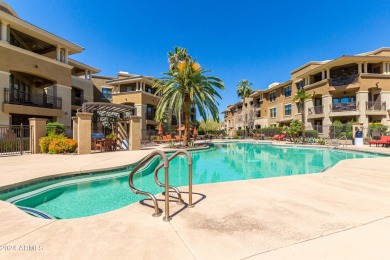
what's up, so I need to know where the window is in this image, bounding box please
[296,80,305,89]
[284,85,292,98]
[297,102,302,113]
[269,91,276,102]
[285,104,292,116]
[270,107,276,118]
[102,88,112,99]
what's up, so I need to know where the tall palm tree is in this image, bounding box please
[236,79,253,137]
[154,47,225,146]
[293,88,312,143]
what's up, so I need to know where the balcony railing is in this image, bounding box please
[146,113,156,120]
[308,105,323,115]
[236,109,242,114]
[4,88,62,109]
[72,97,87,106]
[330,102,358,112]
[330,74,358,86]
[366,101,386,111]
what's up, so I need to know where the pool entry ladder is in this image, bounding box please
[128,149,194,222]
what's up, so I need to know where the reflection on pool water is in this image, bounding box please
[1,142,384,219]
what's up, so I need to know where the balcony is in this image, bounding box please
[329,102,359,117]
[366,101,387,116]
[72,97,87,106]
[330,102,358,112]
[146,113,156,121]
[330,74,358,86]
[4,88,62,109]
[366,101,386,111]
[308,105,324,119]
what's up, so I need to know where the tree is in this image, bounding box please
[236,79,253,137]
[293,88,312,143]
[284,119,302,143]
[154,47,225,146]
[199,119,221,134]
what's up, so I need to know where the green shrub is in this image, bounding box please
[329,120,343,138]
[259,127,284,137]
[304,130,319,138]
[232,135,239,139]
[46,122,65,135]
[48,139,77,154]
[236,130,245,137]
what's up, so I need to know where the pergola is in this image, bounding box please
[80,102,136,115]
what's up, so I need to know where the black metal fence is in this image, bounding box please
[0,124,33,155]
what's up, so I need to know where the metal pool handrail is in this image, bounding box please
[128,150,169,218]
[154,149,194,210]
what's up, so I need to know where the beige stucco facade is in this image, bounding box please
[0,2,99,132]
[223,47,390,137]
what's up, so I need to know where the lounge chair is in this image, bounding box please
[272,134,285,141]
[368,135,390,147]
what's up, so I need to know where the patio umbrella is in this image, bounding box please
[193,126,197,136]
[158,124,163,135]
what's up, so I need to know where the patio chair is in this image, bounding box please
[368,136,390,147]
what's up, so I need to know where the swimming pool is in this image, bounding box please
[1,142,384,219]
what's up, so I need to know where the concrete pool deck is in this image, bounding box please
[0,142,390,259]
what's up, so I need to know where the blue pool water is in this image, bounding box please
[1,143,384,219]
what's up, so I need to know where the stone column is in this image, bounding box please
[358,63,362,74]
[364,63,368,73]
[326,68,330,79]
[56,46,61,61]
[0,71,10,125]
[56,84,72,127]
[1,22,9,42]
[304,99,313,130]
[129,116,141,150]
[356,91,369,127]
[29,118,47,154]
[72,117,78,141]
[76,112,92,155]
[321,70,325,80]
[64,49,69,64]
[322,95,332,137]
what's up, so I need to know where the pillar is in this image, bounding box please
[364,62,368,73]
[326,68,330,79]
[129,116,141,150]
[0,71,10,125]
[29,118,47,154]
[321,70,325,80]
[56,46,61,61]
[356,91,369,127]
[72,117,78,142]
[76,112,92,154]
[322,95,332,137]
[56,84,72,127]
[64,49,69,64]
[358,63,362,74]
[1,22,9,42]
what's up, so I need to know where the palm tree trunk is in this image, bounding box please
[183,98,191,147]
[301,100,305,143]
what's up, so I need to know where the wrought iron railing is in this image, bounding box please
[4,88,62,109]
[330,74,358,86]
[0,124,32,155]
[308,105,324,115]
[366,101,386,111]
[146,113,155,120]
[330,102,358,112]
[72,97,87,106]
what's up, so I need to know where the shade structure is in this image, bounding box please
[158,124,163,135]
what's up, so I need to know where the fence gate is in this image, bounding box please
[0,124,33,156]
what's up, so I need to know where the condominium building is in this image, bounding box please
[92,72,197,140]
[0,1,99,130]
[223,47,390,137]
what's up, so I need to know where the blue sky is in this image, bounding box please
[6,0,390,118]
